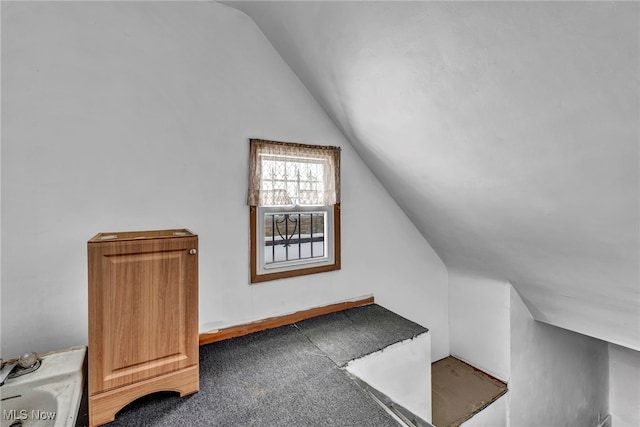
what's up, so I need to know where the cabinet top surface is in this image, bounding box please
[88,229,196,243]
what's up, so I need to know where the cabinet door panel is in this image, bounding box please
[89,237,198,395]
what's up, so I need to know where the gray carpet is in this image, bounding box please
[98,304,428,426]
[294,304,428,367]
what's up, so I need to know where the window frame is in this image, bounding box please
[250,204,340,283]
[248,140,341,284]
[259,206,333,270]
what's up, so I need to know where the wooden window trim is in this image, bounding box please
[250,204,341,283]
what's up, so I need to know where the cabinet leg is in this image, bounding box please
[89,365,199,427]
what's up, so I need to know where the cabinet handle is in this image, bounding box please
[189,249,197,255]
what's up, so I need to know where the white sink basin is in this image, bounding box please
[0,346,86,427]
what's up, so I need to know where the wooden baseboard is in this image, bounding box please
[199,296,375,346]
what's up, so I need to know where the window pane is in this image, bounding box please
[261,157,325,206]
[264,212,325,264]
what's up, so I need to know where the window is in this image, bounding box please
[248,139,341,283]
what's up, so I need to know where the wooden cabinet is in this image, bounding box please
[88,229,199,427]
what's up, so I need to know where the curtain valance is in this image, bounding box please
[247,139,341,207]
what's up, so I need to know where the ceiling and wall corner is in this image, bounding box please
[223,1,640,351]
[510,286,609,427]
[1,1,449,359]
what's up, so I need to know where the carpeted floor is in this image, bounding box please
[83,304,428,426]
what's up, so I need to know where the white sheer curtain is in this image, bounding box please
[248,139,341,207]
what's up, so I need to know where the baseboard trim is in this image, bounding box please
[199,296,375,346]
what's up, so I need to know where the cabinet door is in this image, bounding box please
[88,237,198,395]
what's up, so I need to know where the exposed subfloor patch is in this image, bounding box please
[431,356,507,427]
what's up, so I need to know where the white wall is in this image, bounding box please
[346,333,432,423]
[1,1,449,359]
[461,394,507,427]
[509,287,609,427]
[449,271,510,381]
[609,344,640,427]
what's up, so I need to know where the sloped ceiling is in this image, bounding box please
[224,1,640,350]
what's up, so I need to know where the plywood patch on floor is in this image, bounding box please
[432,356,507,427]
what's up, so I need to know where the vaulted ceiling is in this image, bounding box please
[224,1,640,350]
